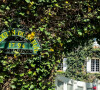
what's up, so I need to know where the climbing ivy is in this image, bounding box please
[66,39,100,82]
[0,0,100,89]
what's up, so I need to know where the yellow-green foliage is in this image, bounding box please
[0,0,100,89]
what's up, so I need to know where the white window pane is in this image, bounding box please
[96,59,99,71]
[91,59,100,72]
[91,59,95,71]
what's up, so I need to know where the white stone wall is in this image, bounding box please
[55,75,100,90]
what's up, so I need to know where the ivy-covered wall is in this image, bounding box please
[65,39,100,82]
[0,0,100,89]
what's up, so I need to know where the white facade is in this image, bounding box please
[63,58,67,72]
[55,75,100,90]
[86,57,91,72]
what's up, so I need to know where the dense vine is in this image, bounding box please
[0,0,100,89]
[65,40,100,82]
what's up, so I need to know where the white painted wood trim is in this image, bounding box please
[63,58,67,72]
[56,75,95,90]
[86,57,91,72]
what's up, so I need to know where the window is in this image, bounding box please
[91,59,100,72]
[87,58,100,73]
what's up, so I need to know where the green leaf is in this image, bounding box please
[67,39,72,43]
[42,86,46,89]
[97,16,100,19]
[32,25,35,28]
[10,64,17,68]
[31,64,35,68]
[78,31,82,36]
[34,13,38,16]
[2,61,8,65]
[28,71,32,74]
[19,12,25,16]
[39,82,42,86]
[4,21,9,26]
[12,78,17,82]
[25,0,30,3]
[20,73,24,77]
[10,85,16,89]
[33,72,37,76]
[6,6,10,10]
[30,85,34,89]
[57,37,61,43]
[47,81,51,85]
[23,84,29,88]
[24,65,28,69]
[39,27,44,32]
[29,28,32,31]
[36,68,40,73]
[17,83,21,85]
[1,5,6,9]
[0,76,3,83]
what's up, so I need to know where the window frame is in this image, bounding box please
[90,58,100,73]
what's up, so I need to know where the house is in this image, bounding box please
[58,38,100,80]
[56,39,100,90]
